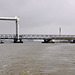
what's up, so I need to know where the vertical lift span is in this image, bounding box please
[0,16,23,43]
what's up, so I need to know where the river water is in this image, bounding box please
[0,42,75,75]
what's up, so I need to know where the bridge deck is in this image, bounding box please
[0,34,75,40]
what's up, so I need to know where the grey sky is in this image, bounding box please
[0,0,75,34]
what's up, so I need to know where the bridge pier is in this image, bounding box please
[42,39,54,43]
[70,40,75,43]
[73,40,75,43]
[14,38,23,43]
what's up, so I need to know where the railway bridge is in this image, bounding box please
[0,34,75,43]
[0,16,75,43]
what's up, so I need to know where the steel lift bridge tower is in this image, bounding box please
[0,16,23,43]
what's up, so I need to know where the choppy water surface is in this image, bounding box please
[0,42,75,75]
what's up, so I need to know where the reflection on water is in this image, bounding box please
[0,42,75,75]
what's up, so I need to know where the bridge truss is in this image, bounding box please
[0,34,75,39]
[0,34,75,43]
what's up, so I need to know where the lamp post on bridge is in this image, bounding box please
[59,28,61,35]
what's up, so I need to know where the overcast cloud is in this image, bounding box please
[0,0,75,35]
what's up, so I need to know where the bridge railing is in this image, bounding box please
[0,34,16,39]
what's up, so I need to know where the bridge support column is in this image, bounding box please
[42,39,54,43]
[14,17,23,43]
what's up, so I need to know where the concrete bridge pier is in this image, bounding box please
[70,40,75,43]
[42,39,54,43]
[73,40,75,43]
[14,38,23,43]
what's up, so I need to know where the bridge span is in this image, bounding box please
[0,16,75,43]
[0,34,75,43]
